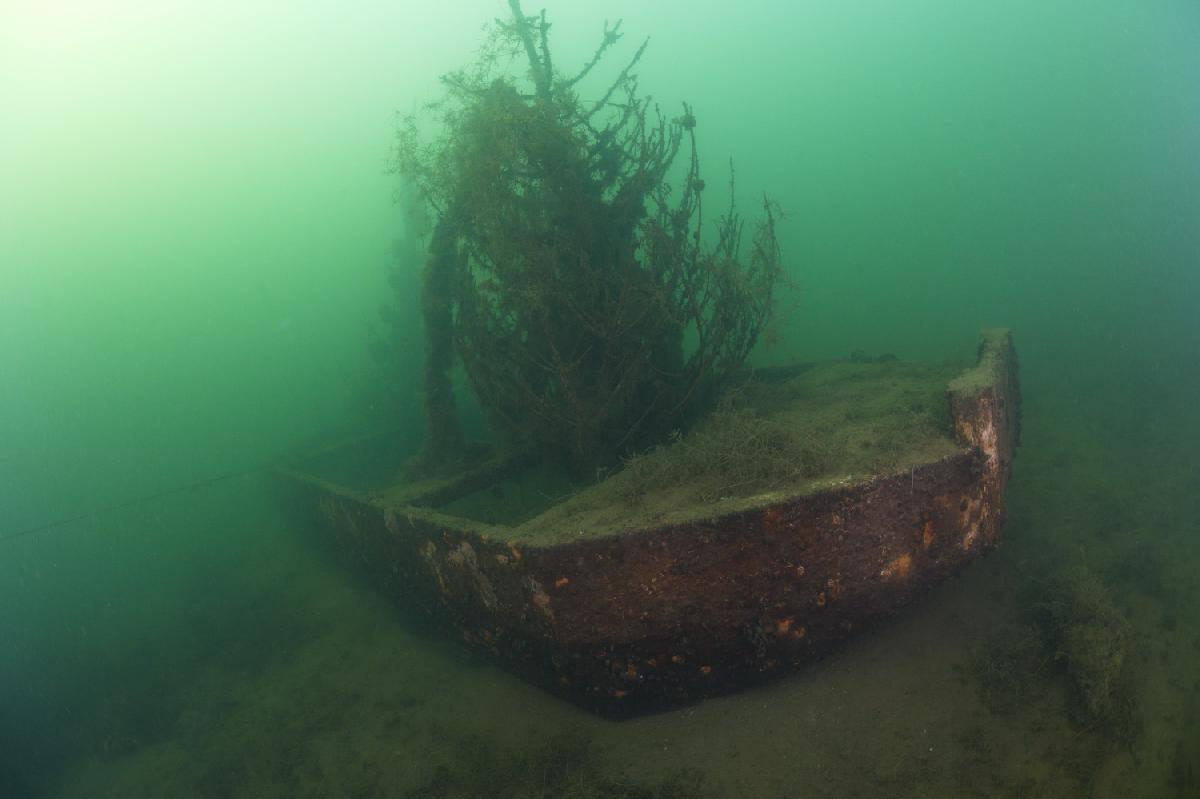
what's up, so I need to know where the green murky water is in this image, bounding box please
[2,1,1197,796]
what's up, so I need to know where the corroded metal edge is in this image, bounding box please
[947,328,1021,552]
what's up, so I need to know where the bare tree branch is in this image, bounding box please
[565,19,624,87]
[506,0,551,98]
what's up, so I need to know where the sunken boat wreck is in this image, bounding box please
[278,329,1019,715]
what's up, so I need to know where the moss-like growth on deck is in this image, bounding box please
[616,359,959,504]
[488,357,964,543]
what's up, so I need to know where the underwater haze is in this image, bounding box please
[2,0,1198,796]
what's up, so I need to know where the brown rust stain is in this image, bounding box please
[880,552,913,580]
[761,506,785,535]
[527,577,554,621]
[921,519,935,549]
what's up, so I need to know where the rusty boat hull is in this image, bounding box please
[277,330,1020,715]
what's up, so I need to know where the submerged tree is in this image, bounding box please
[397,0,783,475]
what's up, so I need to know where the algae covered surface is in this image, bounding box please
[510,357,964,544]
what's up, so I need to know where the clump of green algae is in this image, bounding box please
[971,562,1136,736]
[1032,563,1134,728]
